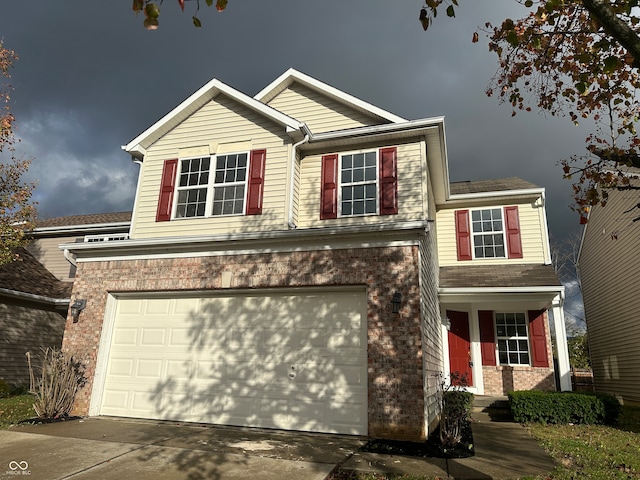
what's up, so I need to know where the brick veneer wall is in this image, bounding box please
[63,246,426,440]
[482,311,556,395]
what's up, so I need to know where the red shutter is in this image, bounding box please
[528,310,549,367]
[455,210,472,261]
[504,206,523,259]
[379,147,398,215]
[320,154,338,220]
[478,310,497,366]
[247,149,266,215]
[156,159,178,222]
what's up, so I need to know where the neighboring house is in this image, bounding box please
[27,212,132,282]
[0,248,70,385]
[578,172,640,406]
[59,69,569,441]
[0,213,132,386]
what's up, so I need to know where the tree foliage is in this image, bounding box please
[421,0,640,222]
[132,0,228,29]
[568,333,591,369]
[0,43,36,265]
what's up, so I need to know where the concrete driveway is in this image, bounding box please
[0,417,365,480]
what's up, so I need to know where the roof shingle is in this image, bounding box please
[450,177,540,195]
[0,249,72,299]
[35,211,132,229]
[439,264,561,289]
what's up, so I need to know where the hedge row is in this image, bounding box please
[508,390,621,425]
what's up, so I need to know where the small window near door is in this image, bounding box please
[495,312,530,365]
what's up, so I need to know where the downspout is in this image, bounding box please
[288,132,310,229]
[63,248,77,268]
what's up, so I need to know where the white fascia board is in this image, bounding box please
[0,287,70,307]
[307,117,445,143]
[59,220,430,258]
[255,68,408,124]
[33,222,131,236]
[445,188,545,204]
[439,285,564,295]
[122,77,305,158]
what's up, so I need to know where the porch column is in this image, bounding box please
[552,293,572,391]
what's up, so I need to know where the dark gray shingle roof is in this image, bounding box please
[35,211,132,229]
[440,264,561,289]
[450,177,540,195]
[0,249,72,299]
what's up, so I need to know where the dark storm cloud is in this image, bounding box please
[0,0,587,243]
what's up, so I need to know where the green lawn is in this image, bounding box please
[0,394,35,429]
[523,405,640,480]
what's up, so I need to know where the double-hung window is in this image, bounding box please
[175,157,211,218]
[471,208,506,258]
[495,312,530,366]
[340,151,378,216]
[320,146,397,220]
[156,150,265,222]
[211,153,248,216]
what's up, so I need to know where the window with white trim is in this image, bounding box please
[495,312,530,365]
[471,208,506,258]
[340,151,378,216]
[174,153,249,218]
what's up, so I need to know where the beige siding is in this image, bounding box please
[131,94,292,239]
[579,186,640,404]
[297,142,426,229]
[265,83,381,134]
[0,300,66,385]
[27,236,79,281]
[436,200,547,266]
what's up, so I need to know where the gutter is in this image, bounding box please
[34,222,131,236]
[60,220,431,254]
[439,285,565,295]
[0,287,70,308]
[288,131,311,229]
[447,188,545,203]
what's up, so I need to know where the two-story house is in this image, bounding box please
[60,69,570,441]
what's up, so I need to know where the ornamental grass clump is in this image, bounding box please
[27,348,86,419]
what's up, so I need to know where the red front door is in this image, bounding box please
[447,310,473,386]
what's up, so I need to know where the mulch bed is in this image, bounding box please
[361,420,474,459]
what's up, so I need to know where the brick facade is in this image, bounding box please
[481,311,556,395]
[63,245,426,441]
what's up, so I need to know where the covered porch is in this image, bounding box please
[438,264,571,395]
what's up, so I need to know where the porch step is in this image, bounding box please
[472,395,514,422]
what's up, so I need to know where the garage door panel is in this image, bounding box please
[99,290,367,435]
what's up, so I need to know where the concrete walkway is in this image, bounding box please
[340,412,556,479]
[0,417,364,480]
[0,413,555,480]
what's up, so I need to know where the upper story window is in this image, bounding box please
[321,146,398,220]
[495,312,530,366]
[340,151,378,216]
[471,208,505,258]
[455,206,523,261]
[155,150,266,222]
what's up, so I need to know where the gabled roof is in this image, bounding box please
[255,68,407,124]
[450,177,540,195]
[122,78,308,159]
[0,248,72,302]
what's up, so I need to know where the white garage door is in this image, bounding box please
[97,289,367,435]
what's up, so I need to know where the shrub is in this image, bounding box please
[0,380,29,398]
[27,348,86,419]
[509,390,620,425]
[437,372,474,447]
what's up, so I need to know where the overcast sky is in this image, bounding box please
[0,2,591,241]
